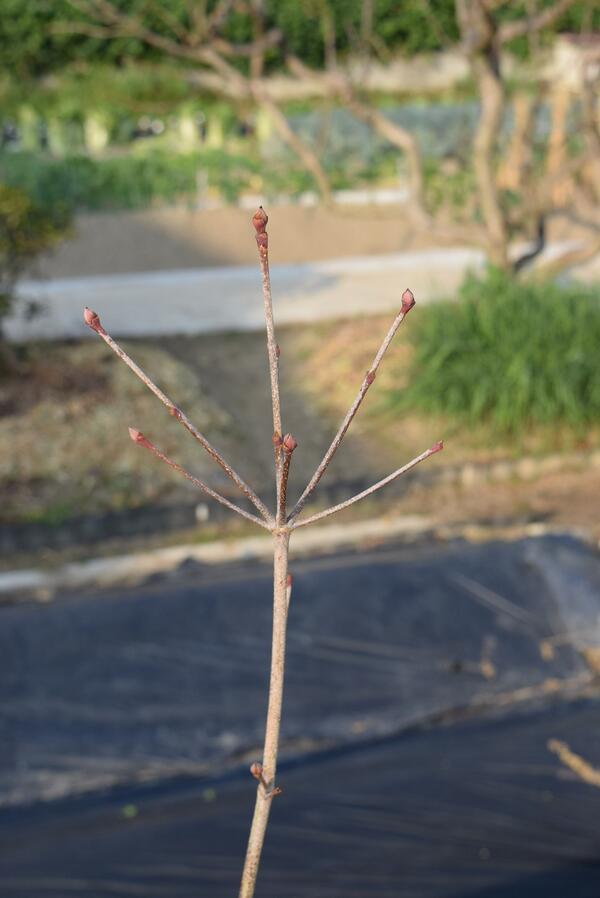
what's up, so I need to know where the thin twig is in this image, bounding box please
[252,208,284,501]
[253,208,282,438]
[288,289,416,523]
[292,441,443,529]
[84,308,273,524]
[128,429,270,529]
[277,434,297,525]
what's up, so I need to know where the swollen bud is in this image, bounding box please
[250,761,263,781]
[252,206,268,234]
[128,427,151,449]
[401,288,415,315]
[366,371,376,385]
[282,433,298,453]
[83,306,103,334]
[430,440,444,453]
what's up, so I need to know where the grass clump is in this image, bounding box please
[394,268,600,436]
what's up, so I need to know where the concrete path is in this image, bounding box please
[8,241,592,342]
[8,247,481,341]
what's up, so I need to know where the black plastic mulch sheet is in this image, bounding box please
[1,534,600,896]
[2,535,599,806]
[1,699,600,897]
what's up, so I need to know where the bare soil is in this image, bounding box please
[2,316,600,550]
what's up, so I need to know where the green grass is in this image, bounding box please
[391,268,600,437]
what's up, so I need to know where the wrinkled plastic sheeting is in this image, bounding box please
[0,534,599,807]
[1,699,600,897]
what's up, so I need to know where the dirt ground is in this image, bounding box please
[2,315,600,553]
[31,201,595,279]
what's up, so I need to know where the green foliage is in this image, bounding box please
[0,0,595,84]
[424,158,475,215]
[0,183,71,321]
[394,269,600,436]
[0,141,403,211]
[0,148,261,212]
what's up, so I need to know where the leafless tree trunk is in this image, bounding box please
[497,93,534,193]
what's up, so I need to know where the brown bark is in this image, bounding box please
[497,92,534,192]
[546,87,571,207]
[472,52,509,269]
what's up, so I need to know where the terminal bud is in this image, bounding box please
[83,307,104,334]
[252,206,268,233]
[401,288,415,315]
[128,427,152,450]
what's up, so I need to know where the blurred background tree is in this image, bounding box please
[0,183,71,368]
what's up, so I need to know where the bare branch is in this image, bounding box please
[254,92,332,200]
[83,308,273,524]
[211,29,282,59]
[292,441,444,530]
[288,289,416,523]
[499,0,579,43]
[343,93,429,223]
[142,0,191,43]
[252,208,284,501]
[63,0,248,87]
[128,429,270,529]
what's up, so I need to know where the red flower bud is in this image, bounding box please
[252,206,268,233]
[430,440,444,453]
[282,433,298,453]
[366,371,376,385]
[128,427,151,449]
[401,288,415,314]
[83,306,104,334]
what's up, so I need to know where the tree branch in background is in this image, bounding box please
[62,0,332,199]
[342,91,429,223]
[499,0,579,44]
[252,90,333,200]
